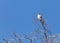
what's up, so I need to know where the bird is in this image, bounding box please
[37,13,44,26]
[37,13,42,20]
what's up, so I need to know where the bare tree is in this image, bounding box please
[2,38,9,43]
[1,12,60,43]
[11,33,22,43]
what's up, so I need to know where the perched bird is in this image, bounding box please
[37,13,42,21]
[37,13,44,26]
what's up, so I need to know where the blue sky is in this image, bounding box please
[0,0,60,43]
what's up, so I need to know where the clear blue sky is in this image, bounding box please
[0,0,60,43]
